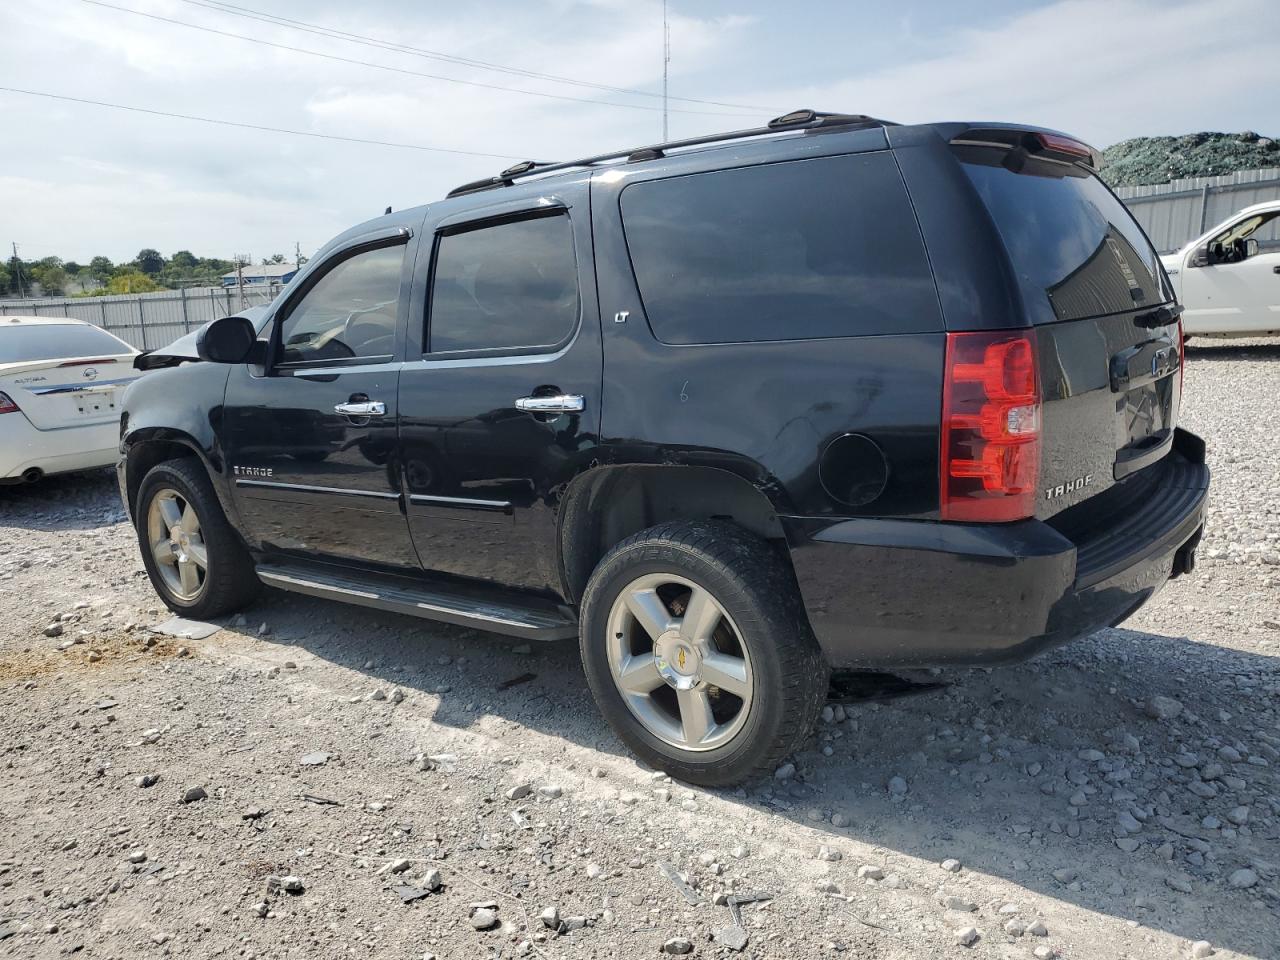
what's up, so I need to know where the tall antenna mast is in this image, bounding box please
[662,0,670,140]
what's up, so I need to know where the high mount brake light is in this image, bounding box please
[940,331,1042,522]
[0,392,19,415]
[58,358,118,367]
[1034,132,1093,160]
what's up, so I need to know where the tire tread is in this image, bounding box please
[580,519,827,786]
[136,458,261,618]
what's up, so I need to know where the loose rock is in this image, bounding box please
[715,925,750,951]
[1144,695,1183,720]
[1227,868,1258,889]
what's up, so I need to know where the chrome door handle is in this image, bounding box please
[514,394,585,414]
[334,400,386,417]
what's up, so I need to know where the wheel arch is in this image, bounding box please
[557,463,789,605]
[123,428,230,521]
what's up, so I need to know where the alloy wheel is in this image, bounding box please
[146,487,208,601]
[605,573,754,751]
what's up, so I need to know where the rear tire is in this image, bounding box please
[135,458,261,619]
[579,520,828,786]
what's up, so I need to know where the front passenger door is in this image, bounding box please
[1180,212,1280,333]
[222,229,421,570]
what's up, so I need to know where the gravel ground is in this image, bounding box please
[1,340,1277,960]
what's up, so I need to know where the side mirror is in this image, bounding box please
[1188,244,1210,267]
[196,315,257,363]
[1245,238,1260,259]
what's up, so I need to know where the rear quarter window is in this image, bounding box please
[620,153,941,344]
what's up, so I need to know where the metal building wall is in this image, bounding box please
[1115,167,1280,253]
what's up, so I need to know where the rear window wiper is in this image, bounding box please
[1133,303,1184,329]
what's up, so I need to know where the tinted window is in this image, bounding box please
[960,152,1166,324]
[429,213,579,353]
[278,244,403,364]
[620,153,940,344]
[0,324,132,362]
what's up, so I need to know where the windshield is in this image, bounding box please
[959,148,1167,324]
[0,323,133,364]
[1213,211,1280,246]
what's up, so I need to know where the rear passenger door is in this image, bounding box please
[398,179,601,595]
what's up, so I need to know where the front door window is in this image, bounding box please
[278,245,404,364]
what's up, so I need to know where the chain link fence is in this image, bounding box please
[0,285,280,351]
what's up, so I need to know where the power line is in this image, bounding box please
[174,0,771,113]
[0,86,521,159]
[78,0,759,118]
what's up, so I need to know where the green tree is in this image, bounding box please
[108,271,163,294]
[88,256,114,282]
[72,267,97,293]
[135,248,165,275]
[0,262,10,294]
[36,266,68,296]
[6,257,27,296]
[27,257,66,296]
[263,253,286,264]
[170,250,198,272]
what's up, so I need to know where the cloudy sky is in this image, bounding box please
[4,0,1278,265]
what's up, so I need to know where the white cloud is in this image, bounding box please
[2,0,1276,263]
[759,0,1280,145]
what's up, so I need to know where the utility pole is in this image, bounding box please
[662,0,671,141]
[295,241,302,272]
[234,253,250,309]
[11,242,25,299]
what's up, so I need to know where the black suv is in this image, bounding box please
[119,110,1209,785]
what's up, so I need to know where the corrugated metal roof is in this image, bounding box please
[219,263,298,280]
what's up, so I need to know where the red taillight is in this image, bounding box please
[58,358,118,367]
[940,331,1041,522]
[0,392,19,415]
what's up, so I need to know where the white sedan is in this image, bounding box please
[0,316,141,484]
[1161,200,1280,338]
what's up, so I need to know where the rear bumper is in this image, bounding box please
[0,415,118,481]
[784,429,1209,668]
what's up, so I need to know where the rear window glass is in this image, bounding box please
[960,152,1166,324]
[0,324,131,363]
[620,153,941,344]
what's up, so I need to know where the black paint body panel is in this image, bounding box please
[785,433,1207,666]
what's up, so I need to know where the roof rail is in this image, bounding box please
[445,109,894,199]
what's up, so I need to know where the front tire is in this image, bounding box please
[135,458,261,618]
[579,520,828,786]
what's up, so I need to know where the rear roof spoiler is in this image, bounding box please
[948,125,1101,173]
